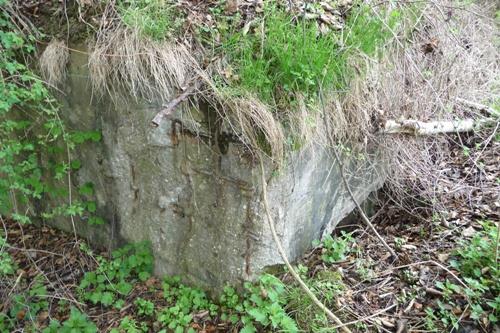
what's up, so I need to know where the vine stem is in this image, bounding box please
[258,158,352,333]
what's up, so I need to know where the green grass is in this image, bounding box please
[116,0,183,41]
[221,2,400,110]
[222,3,346,105]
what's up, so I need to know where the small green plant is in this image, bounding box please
[43,307,97,333]
[315,232,353,264]
[110,316,148,333]
[9,278,48,323]
[78,242,153,308]
[394,237,406,250]
[0,236,15,275]
[157,276,218,333]
[219,274,298,333]
[134,297,155,316]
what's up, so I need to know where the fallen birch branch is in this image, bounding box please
[381,117,497,135]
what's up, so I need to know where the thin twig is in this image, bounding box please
[331,303,397,330]
[379,260,467,288]
[259,158,352,333]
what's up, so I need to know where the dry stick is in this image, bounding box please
[381,118,497,136]
[151,82,198,127]
[332,149,397,258]
[258,158,352,333]
[331,303,397,330]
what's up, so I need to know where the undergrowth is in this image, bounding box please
[425,221,499,331]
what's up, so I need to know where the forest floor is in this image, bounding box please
[1,132,498,333]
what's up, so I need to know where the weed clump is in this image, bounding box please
[116,0,183,41]
[223,4,347,105]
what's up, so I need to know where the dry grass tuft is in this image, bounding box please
[228,96,285,162]
[87,3,199,103]
[88,28,197,103]
[39,39,69,87]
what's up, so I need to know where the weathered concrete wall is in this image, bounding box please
[50,48,384,291]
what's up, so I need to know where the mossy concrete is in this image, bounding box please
[50,46,384,291]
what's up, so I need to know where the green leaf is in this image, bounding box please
[247,307,268,324]
[88,131,102,142]
[78,183,94,196]
[88,216,104,225]
[240,324,257,333]
[101,292,115,306]
[70,160,82,170]
[138,271,150,281]
[86,201,97,213]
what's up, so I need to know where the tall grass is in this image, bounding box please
[222,3,399,111]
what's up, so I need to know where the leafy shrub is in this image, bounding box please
[0,1,104,226]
